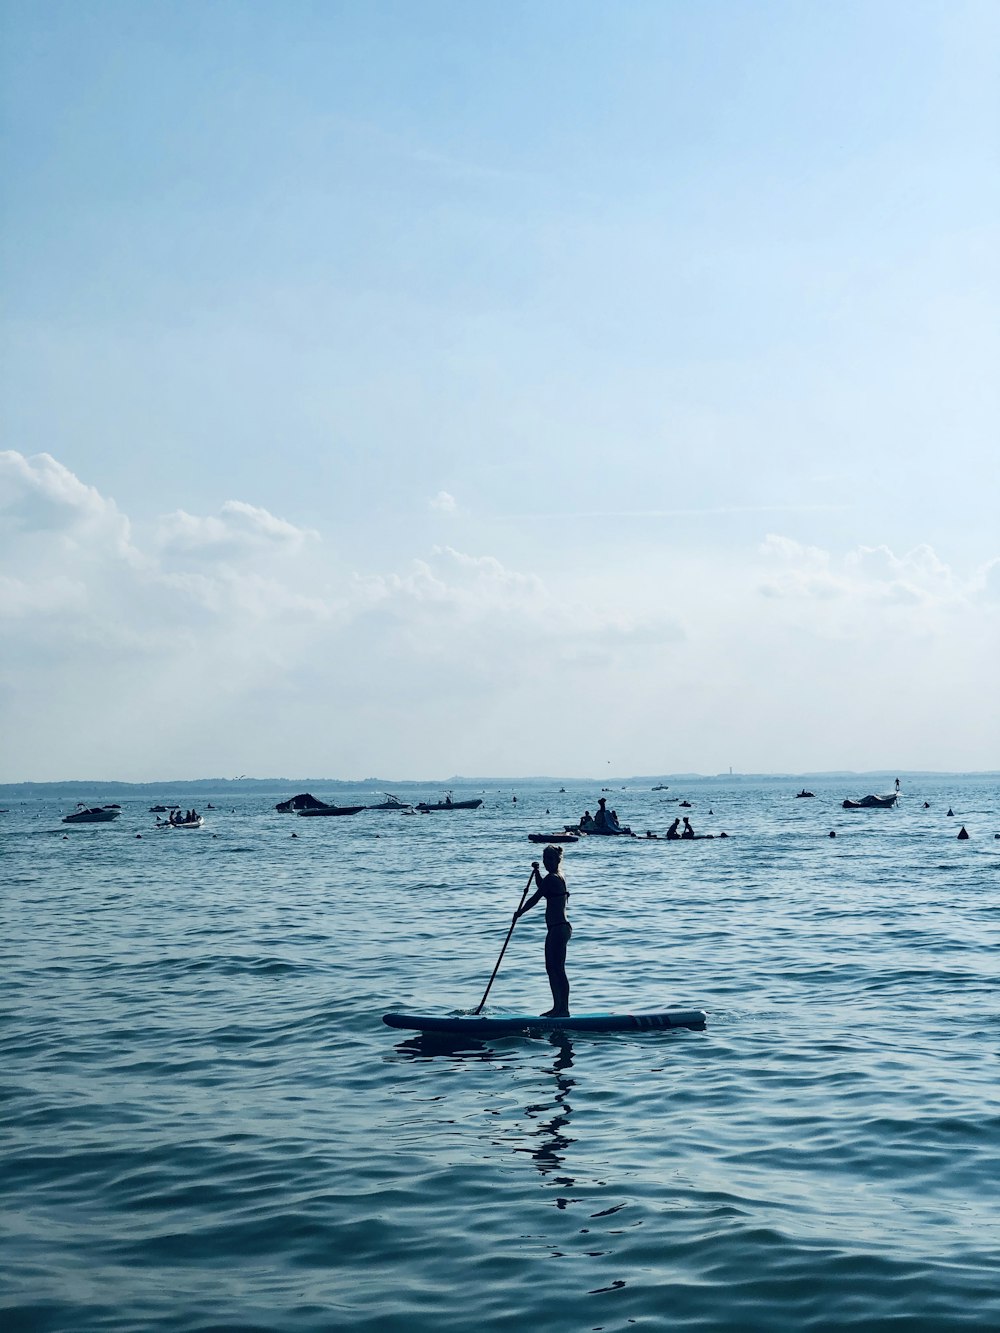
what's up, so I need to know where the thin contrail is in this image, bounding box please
[497,504,849,520]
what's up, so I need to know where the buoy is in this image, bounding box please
[829,831,836,838]
[957,826,969,840]
[136,834,142,839]
[947,808,954,816]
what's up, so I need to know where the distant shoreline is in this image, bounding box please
[2,770,997,798]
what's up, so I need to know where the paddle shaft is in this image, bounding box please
[474,868,536,1014]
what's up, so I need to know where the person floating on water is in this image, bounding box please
[514,845,571,1017]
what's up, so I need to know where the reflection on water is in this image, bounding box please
[391,1033,500,1061]
[516,1036,576,1195]
[390,1032,580,1196]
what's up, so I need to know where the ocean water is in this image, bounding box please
[2,775,998,1332]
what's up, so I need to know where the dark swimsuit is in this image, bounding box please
[544,883,571,939]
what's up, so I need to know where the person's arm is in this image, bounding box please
[515,863,545,918]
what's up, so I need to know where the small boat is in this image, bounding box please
[651,784,669,791]
[795,790,815,798]
[383,1009,707,1037]
[296,804,365,818]
[364,794,412,811]
[413,796,484,812]
[149,805,172,813]
[528,832,580,844]
[63,806,120,824]
[842,794,898,810]
[156,816,205,829]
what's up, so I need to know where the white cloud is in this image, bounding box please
[157,500,319,559]
[758,535,970,609]
[429,490,457,512]
[0,450,135,559]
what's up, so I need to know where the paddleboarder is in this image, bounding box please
[514,845,572,1017]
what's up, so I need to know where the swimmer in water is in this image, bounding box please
[514,845,572,1017]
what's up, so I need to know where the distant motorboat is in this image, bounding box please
[415,798,484,812]
[296,804,365,818]
[795,790,815,798]
[364,794,412,811]
[63,806,120,824]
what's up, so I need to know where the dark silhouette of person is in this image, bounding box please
[665,818,681,840]
[681,816,695,839]
[515,845,571,1017]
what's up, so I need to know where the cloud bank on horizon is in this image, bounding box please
[1,450,996,781]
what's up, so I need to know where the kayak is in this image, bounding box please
[383,1009,707,1036]
[528,832,579,844]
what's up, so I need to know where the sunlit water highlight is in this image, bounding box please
[2,776,998,1331]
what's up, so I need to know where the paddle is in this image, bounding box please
[474,865,537,1014]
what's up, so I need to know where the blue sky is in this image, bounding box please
[1,1,997,779]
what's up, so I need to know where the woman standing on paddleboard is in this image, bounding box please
[514,845,571,1017]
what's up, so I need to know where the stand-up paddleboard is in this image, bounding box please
[383,1009,707,1036]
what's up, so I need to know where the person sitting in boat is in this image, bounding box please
[593,798,614,832]
[665,818,681,839]
[579,809,596,832]
[681,816,695,839]
[513,845,571,1018]
[609,808,623,830]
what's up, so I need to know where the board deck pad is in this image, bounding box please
[383,1009,707,1036]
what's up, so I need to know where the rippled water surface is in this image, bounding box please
[2,776,999,1331]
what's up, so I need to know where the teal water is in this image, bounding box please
[2,776,998,1331]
